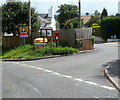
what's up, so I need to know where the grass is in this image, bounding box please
[2,44,79,59]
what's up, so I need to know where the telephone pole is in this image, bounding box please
[28,0,31,44]
[78,0,81,28]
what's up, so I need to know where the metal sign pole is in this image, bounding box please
[24,37,26,45]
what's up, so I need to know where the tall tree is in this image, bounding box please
[101,8,108,19]
[63,17,84,29]
[57,4,79,29]
[2,1,40,36]
[85,10,101,27]
[94,10,100,17]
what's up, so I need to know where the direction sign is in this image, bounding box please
[19,27,28,37]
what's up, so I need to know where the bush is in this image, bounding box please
[90,36,95,45]
[101,17,120,40]
[92,23,101,37]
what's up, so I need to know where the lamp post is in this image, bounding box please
[78,0,81,28]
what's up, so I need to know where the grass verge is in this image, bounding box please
[2,45,79,60]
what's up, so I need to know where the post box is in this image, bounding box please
[54,32,60,41]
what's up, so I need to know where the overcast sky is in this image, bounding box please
[0,0,119,15]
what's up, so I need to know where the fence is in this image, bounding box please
[57,28,92,49]
[57,29,76,47]
[2,36,22,48]
[2,28,93,49]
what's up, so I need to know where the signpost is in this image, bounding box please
[19,27,29,45]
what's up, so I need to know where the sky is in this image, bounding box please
[0,0,120,15]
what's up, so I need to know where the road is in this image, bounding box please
[2,43,119,98]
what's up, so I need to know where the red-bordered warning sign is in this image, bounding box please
[19,27,28,37]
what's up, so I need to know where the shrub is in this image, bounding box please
[101,17,120,40]
[90,36,95,45]
[92,23,101,37]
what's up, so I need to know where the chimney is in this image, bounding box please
[48,6,54,18]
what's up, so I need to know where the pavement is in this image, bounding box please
[104,60,120,91]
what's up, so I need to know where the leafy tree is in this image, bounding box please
[86,12,89,16]
[57,4,79,29]
[94,10,100,17]
[116,13,120,17]
[63,17,84,29]
[2,1,40,36]
[101,8,108,19]
[85,10,101,27]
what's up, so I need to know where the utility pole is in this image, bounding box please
[28,0,31,44]
[78,0,81,28]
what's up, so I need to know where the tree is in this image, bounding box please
[63,17,84,29]
[86,12,89,16]
[101,8,108,19]
[2,1,40,36]
[94,10,100,17]
[57,4,79,29]
[85,10,101,27]
[116,13,120,17]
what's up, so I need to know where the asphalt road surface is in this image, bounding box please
[2,43,119,98]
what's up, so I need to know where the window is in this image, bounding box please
[47,30,52,37]
[41,30,46,36]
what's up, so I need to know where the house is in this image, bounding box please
[38,6,56,31]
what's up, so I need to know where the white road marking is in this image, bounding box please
[85,81,97,86]
[11,62,115,91]
[25,82,42,95]
[74,78,83,82]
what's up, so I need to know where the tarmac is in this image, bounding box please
[104,60,120,91]
[2,42,120,92]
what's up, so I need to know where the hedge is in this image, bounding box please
[100,17,120,40]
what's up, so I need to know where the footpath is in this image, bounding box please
[104,42,120,91]
[104,60,120,91]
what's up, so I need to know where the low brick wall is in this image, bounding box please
[76,38,93,50]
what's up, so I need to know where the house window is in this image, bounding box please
[47,30,52,37]
[41,30,46,36]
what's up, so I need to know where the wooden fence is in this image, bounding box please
[57,28,93,49]
[2,36,22,48]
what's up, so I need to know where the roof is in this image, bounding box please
[38,14,49,19]
[38,15,51,27]
[81,16,91,24]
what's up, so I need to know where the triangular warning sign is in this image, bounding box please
[21,28,27,34]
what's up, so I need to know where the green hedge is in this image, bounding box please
[101,17,120,40]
